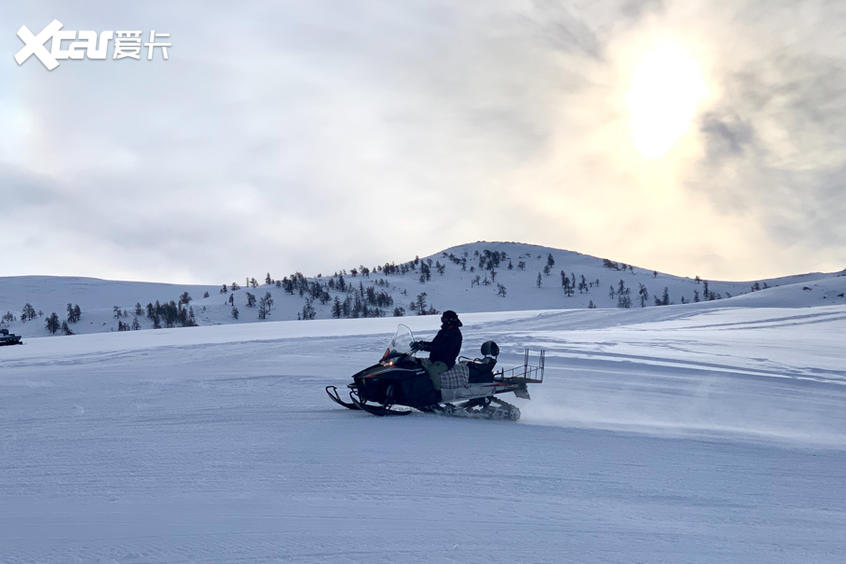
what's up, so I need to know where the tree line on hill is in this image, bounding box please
[0,247,784,334]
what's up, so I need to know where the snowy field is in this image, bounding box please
[2,304,845,562]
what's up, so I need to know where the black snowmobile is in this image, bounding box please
[0,328,22,346]
[326,324,544,420]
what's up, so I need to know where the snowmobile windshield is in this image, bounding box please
[389,324,416,356]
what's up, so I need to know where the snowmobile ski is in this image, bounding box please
[350,395,412,416]
[325,385,360,410]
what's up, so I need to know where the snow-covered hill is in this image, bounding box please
[0,276,217,333]
[1,241,843,338]
[2,305,845,562]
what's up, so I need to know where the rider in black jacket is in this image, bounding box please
[412,310,463,389]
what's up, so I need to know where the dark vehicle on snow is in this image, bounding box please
[0,328,23,346]
[326,324,544,420]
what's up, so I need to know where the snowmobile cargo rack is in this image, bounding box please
[494,348,545,384]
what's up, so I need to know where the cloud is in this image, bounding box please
[700,112,754,160]
[1,1,845,282]
[0,167,63,208]
[688,40,846,260]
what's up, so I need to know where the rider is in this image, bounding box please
[412,310,463,390]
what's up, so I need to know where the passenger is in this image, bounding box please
[411,310,463,390]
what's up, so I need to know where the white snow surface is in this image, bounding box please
[2,303,845,562]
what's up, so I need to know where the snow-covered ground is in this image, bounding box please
[2,302,845,562]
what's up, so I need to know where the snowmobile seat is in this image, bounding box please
[466,341,499,383]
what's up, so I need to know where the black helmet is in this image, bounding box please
[441,310,462,327]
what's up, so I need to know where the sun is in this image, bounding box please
[625,42,707,159]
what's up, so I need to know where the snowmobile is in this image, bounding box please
[0,328,23,346]
[326,324,544,420]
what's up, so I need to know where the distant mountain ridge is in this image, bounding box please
[1,241,843,338]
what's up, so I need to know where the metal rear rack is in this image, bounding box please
[495,348,545,384]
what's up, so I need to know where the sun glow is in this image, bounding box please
[626,42,707,159]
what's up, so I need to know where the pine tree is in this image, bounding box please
[258,294,272,319]
[45,312,60,334]
[21,303,37,322]
[638,284,649,307]
[66,303,82,323]
[301,300,316,320]
[616,281,631,308]
[415,292,428,315]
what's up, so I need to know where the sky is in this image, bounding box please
[2,0,845,284]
